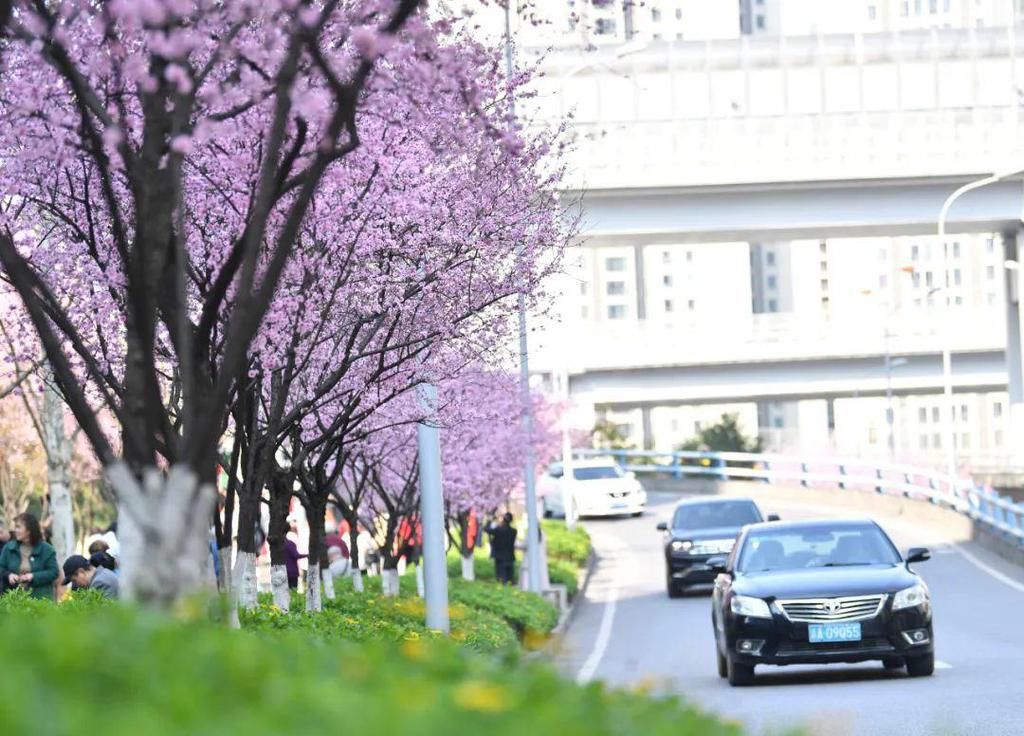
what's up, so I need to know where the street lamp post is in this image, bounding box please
[937,168,1024,491]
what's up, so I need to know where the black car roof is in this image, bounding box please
[673,496,758,509]
[743,518,878,534]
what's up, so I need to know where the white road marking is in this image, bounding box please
[935,660,953,670]
[576,534,625,685]
[952,544,1024,594]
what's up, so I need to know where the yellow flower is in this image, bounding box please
[400,637,426,661]
[453,680,509,713]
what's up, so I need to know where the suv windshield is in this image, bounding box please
[737,524,901,572]
[672,501,761,531]
[573,465,624,481]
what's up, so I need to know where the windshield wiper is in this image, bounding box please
[821,562,874,567]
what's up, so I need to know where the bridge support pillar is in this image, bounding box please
[1003,230,1024,452]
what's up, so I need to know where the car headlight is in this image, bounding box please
[670,540,692,553]
[730,595,772,619]
[892,584,929,611]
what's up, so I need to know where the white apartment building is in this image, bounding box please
[741,0,1021,36]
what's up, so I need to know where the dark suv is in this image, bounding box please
[657,497,773,598]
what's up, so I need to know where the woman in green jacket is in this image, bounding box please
[0,513,59,600]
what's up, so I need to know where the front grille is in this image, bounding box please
[777,637,893,654]
[691,539,734,555]
[777,594,886,623]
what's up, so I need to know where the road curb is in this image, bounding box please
[551,549,597,637]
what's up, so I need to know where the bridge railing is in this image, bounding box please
[572,448,1024,544]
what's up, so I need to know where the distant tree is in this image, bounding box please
[592,418,634,451]
[678,413,761,454]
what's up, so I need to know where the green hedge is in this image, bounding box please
[0,596,747,736]
[241,590,518,653]
[542,520,593,568]
[447,578,559,636]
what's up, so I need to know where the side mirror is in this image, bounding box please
[767,514,781,522]
[706,555,728,573]
[656,521,668,532]
[905,547,931,564]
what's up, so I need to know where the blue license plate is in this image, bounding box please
[611,502,627,509]
[808,622,862,643]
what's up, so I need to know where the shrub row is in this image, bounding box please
[542,519,593,568]
[0,595,747,736]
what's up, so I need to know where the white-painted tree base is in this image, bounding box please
[415,564,425,598]
[461,555,475,581]
[270,565,290,612]
[306,563,322,612]
[322,567,336,601]
[233,551,258,610]
[352,569,364,593]
[381,568,400,597]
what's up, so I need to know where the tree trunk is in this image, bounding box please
[459,512,474,581]
[41,374,74,564]
[321,567,336,601]
[270,565,290,611]
[267,472,291,611]
[305,562,322,611]
[107,463,216,606]
[233,489,261,610]
[461,555,475,581]
[302,494,326,612]
[381,566,400,597]
[352,568,364,593]
[415,563,424,598]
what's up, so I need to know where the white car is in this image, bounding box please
[539,459,647,519]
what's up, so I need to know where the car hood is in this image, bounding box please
[572,478,641,493]
[735,565,919,599]
[670,526,743,542]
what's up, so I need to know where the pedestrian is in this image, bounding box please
[0,512,60,599]
[285,514,307,590]
[485,512,518,585]
[61,555,119,599]
[327,545,350,582]
[88,539,117,573]
[0,521,10,595]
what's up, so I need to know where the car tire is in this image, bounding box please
[631,510,643,518]
[726,657,755,687]
[666,574,684,599]
[542,505,553,519]
[906,652,935,677]
[882,656,904,670]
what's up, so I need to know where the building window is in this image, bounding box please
[605,256,626,272]
[772,417,784,429]
[954,295,963,306]
[944,0,950,9]
[664,299,674,312]
[820,241,828,254]
[994,401,1004,418]
[688,299,696,310]
[867,4,877,20]
[580,306,589,319]
[820,260,828,274]
[919,434,928,449]
[961,433,970,448]
[767,275,777,289]
[606,280,625,296]
[879,274,889,288]
[756,14,765,29]
[768,298,778,312]
[675,8,683,19]
[987,265,996,279]
[686,250,693,263]
[960,404,968,421]
[820,278,829,291]
[929,0,937,12]
[953,269,962,285]
[902,0,909,15]
[988,292,997,305]
[912,245,919,261]
[987,238,995,253]
[607,305,626,319]
[651,8,661,22]
[913,272,921,287]
[932,407,940,422]
[662,251,671,264]
[663,274,673,287]
[925,271,934,287]
[996,430,1004,445]
[766,251,776,266]
[879,247,887,262]
[932,433,942,448]
[580,280,588,295]
[594,17,617,34]
[918,407,928,422]
[953,242,961,258]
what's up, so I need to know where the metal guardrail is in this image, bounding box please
[574,448,1024,544]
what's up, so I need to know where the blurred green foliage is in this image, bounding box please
[542,520,592,568]
[0,592,747,736]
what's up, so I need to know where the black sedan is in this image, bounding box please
[657,497,776,598]
[709,518,934,686]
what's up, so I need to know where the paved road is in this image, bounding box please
[557,491,1024,736]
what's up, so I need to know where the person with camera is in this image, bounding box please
[0,512,59,600]
[484,512,518,585]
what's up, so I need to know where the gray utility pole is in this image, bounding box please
[417,382,449,632]
[505,3,542,593]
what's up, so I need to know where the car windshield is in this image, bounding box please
[672,501,761,531]
[737,524,901,572]
[573,465,624,481]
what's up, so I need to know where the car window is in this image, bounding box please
[672,501,761,531]
[573,465,623,481]
[737,524,900,572]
